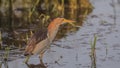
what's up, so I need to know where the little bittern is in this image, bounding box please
[24,18,75,64]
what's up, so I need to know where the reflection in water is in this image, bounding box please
[0,61,9,68]
[90,53,96,68]
[25,63,47,68]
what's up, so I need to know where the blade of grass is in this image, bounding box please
[90,35,97,57]
[28,0,40,23]
[90,35,97,68]
[4,47,10,61]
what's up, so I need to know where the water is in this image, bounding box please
[1,0,120,68]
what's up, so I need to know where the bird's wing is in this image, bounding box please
[27,28,48,48]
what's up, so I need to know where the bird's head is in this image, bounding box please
[53,18,75,26]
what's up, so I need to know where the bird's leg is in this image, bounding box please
[39,53,45,66]
[47,45,51,53]
[24,55,30,64]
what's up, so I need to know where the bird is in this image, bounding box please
[24,18,75,65]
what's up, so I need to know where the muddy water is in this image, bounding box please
[1,0,120,68]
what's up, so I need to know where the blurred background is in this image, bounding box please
[1,0,120,68]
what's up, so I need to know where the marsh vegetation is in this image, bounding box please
[1,0,120,68]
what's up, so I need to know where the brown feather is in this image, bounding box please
[25,28,48,54]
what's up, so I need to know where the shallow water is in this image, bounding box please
[1,0,120,68]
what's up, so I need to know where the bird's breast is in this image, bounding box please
[32,38,50,55]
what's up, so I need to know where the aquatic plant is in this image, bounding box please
[4,47,10,61]
[90,35,97,68]
[0,0,93,56]
[28,0,40,21]
[0,47,10,68]
[90,35,97,56]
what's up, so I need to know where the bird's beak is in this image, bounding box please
[63,19,76,26]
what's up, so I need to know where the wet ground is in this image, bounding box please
[1,0,120,68]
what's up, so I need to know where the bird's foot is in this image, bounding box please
[40,59,45,66]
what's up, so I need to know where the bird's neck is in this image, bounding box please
[48,22,60,43]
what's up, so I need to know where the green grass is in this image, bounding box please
[4,47,10,61]
[90,35,97,56]
[90,35,97,68]
[28,0,40,19]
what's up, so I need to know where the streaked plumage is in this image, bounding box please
[24,28,48,55]
[24,18,75,64]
